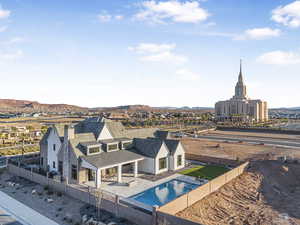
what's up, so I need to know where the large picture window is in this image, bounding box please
[159,157,167,170]
[177,155,182,167]
[71,165,77,180]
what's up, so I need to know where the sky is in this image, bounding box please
[0,0,300,108]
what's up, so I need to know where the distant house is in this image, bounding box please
[39,117,185,188]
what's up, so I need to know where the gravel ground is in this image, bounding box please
[0,170,135,225]
[177,160,300,225]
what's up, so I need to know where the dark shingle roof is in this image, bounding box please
[82,150,144,169]
[69,133,96,157]
[165,139,180,155]
[132,138,164,158]
[155,130,171,140]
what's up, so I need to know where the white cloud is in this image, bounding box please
[271,1,300,28]
[257,50,300,65]
[0,50,23,60]
[129,43,187,64]
[134,0,210,24]
[235,27,281,40]
[97,12,124,23]
[176,69,200,81]
[0,6,10,19]
[97,13,112,22]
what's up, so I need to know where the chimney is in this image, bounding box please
[64,124,75,141]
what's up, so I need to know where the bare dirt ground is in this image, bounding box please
[181,138,300,162]
[0,170,134,225]
[177,160,300,225]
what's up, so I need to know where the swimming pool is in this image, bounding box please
[130,179,199,207]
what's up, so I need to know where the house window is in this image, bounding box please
[53,144,56,151]
[177,155,182,167]
[71,165,77,180]
[53,161,56,168]
[89,147,100,154]
[58,161,63,174]
[159,157,167,170]
[122,142,132,149]
[41,157,43,166]
[108,144,118,151]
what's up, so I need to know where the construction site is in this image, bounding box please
[177,160,300,225]
[176,130,300,225]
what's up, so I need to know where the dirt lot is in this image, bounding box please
[181,138,300,162]
[177,160,300,225]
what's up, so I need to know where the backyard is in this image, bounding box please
[179,165,229,180]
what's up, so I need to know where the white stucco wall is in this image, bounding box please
[97,124,113,140]
[155,143,169,174]
[138,157,155,174]
[169,143,185,171]
[47,128,62,172]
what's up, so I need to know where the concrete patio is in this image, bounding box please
[85,172,201,198]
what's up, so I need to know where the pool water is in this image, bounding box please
[130,179,199,207]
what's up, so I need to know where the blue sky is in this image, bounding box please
[0,0,300,108]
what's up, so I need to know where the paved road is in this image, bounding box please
[196,135,300,149]
[0,191,59,225]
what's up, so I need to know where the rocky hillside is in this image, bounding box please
[0,99,88,113]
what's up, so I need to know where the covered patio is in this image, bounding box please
[80,150,144,188]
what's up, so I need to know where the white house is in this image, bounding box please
[39,117,186,187]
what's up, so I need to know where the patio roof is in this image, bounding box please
[81,150,144,169]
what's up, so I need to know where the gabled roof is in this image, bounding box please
[40,128,51,144]
[155,130,172,140]
[165,139,180,155]
[74,116,157,140]
[69,133,96,157]
[40,124,65,145]
[132,138,164,158]
[105,121,127,138]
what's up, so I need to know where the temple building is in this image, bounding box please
[215,61,268,122]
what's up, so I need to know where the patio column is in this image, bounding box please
[117,165,122,183]
[95,168,101,189]
[134,161,138,178]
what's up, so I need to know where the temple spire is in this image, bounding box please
[238,59,243,83]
